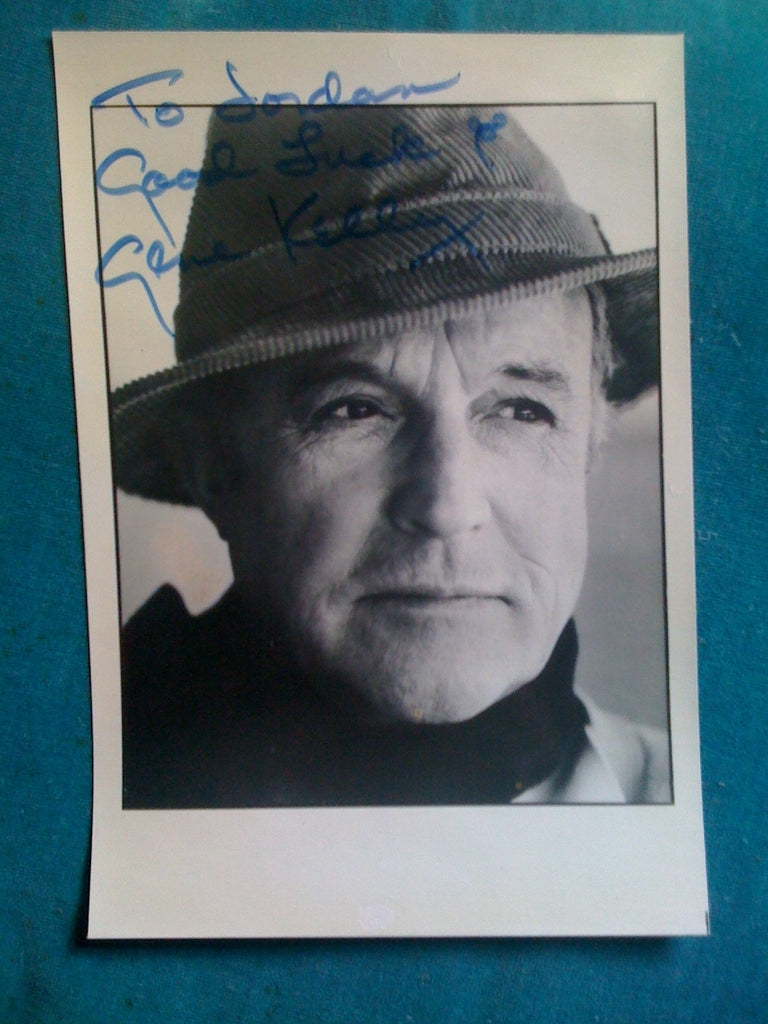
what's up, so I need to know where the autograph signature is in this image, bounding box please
[93,65,512,338]
[267,192,489,272]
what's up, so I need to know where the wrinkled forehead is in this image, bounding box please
[265,287,596,396]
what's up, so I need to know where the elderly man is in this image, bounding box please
[113,105,669,807]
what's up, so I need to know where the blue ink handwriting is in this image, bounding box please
[179,240,253,273]
[467,112,508,170]
[409,210,488,270]
[92,69,184,128]
[216,62,461,121]
[96,148,198,246]
[274,119,439,178]
[96,143,259,245]
[97,235,179,337]
[93,60,462,335]
[268,190,489,272]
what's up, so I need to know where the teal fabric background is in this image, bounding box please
[1,2,766,1021]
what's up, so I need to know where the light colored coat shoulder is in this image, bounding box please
[514,694,671,804]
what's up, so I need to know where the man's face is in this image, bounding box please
[213,289,598,724]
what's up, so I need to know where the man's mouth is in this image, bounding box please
[358,590,512,606]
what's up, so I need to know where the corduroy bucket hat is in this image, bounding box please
[111,104,658,505]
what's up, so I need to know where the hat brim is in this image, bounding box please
[111,249,658,506]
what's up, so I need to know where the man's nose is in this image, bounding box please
[386,411,492,538]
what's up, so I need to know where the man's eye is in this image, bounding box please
[309,395,392,427]
[492,399,556,427]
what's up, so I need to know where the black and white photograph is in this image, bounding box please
[55,31,706,937]
[106,101,668,809]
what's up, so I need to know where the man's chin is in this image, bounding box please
[332,645,543,726]
[298,598,561,724]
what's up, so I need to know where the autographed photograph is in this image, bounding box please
[55,32,706,937]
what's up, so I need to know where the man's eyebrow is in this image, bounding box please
[291,357,397,391]
[496,363,571,391]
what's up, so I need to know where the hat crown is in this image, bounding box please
[175,105,606,362]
